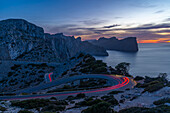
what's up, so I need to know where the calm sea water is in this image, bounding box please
[95,43,170,79]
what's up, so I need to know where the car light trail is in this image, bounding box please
[48,72,53,82]
[1,75,130,101]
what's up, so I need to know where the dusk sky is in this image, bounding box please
[1,0,170,43]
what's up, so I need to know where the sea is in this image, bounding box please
[95,43,170,80]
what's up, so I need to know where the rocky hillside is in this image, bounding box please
[90,37,139,52]
[61,54,117,78]
[0,19,44,59]
[0,19,108,62]
[0,53,114,92]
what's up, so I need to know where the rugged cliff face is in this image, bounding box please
[90,37,139,52]
[45,33,108,61]
[0,19,108,62]
[0,19,44,59]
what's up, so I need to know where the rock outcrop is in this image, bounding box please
[90,37,139,52]
[0,19,44,59]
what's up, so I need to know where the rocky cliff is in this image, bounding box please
[90,37,139,52]
[0,19,108,62]
[0,19,44,59]
[44,33,108,60]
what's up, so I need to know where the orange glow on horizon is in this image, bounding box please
[138,38,170,43]
[138,40,159,43]
[76,35,170,43]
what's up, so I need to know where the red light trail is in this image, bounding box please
[48,72,53,82]
[2,75,130,101]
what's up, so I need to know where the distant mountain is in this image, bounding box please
[0,19,108,62]
[89,37,139,52]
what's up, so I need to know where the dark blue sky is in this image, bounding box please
[1,0,170,43]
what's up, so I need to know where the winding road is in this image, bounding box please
[0,74,134,101]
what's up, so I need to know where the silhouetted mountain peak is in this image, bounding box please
[90,36,138,52]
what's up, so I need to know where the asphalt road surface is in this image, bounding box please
[0,74,135,100]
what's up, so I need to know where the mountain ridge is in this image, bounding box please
[89,37,139,52]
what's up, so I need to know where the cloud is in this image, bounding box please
[154,10,164,14]
[164,18,170,22]
[117,23,170,30]
[44,22,170,42]
[70,27,112,35]
[103,24,121,28]
[114,17,123,19]
[80,19,107,26]
[130,2,157,8]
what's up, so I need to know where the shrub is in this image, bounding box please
[63,85,71,89]
[119,105,170,113]
[80,67,90,73]
[0,105,6,111]
[143,82,164,93]
[11,99,50,109]
[62,70,68,76]
[108,91,124,95]
[130,96,139,101]
[76,93,86,98]
[134,76,144,81]
[66,96,75,101]
[101,95,118,106]
[18,110,33,113]
[20,93,29,95]
[119,99,125,103]
[8,72,14,77]
[41,105,65,112]
[76,99,103,106]
[92,66,107,73]
[153,98,170,105]
[87,99,103,106]
[50,97,57,100]
[70,57,76,60]
[81,102,115,113]
[77,53,85,59]
[69,73,79,76]
[51,100,68,105]
[11,64,20,70]
[40,63,48,67]
[115,62,130,75]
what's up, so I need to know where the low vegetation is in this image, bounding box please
[0,105,6,111]
[135,74,169,93]
[118,105,170,113]
[115,62,132,77]
[0,63,55,92]
[76,93,86,98]
[108,91,124,95]
[18,110,33,113]
[101,95,119,106]
[76,99,103,107]
[153,98,170,105]
[82,102,116,113]
[134,76,144,81]
[11,98,68,112]
[61,54,117,76]
[79,55,108,74]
